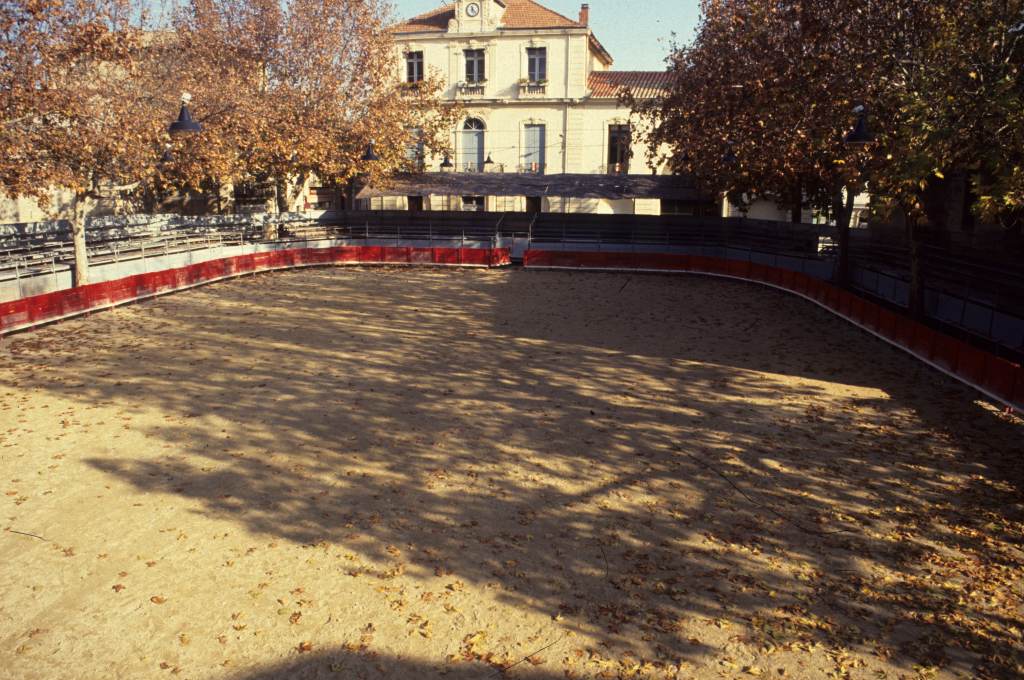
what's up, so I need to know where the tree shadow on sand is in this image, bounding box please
[221,646,570,680]
[5,267,1022,678]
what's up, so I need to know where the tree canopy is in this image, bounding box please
[1,0,454,281]
[638,0,1024,231]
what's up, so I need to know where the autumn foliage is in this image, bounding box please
[1,0,454,281]
[639,0,1024,231]
[146,0,456,211]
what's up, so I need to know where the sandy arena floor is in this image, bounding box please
[0,267,1022,680]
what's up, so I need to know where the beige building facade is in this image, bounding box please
[373,0,686,214]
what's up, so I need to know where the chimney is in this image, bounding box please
[579,4,589,26]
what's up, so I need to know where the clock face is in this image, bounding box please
[466,3,480,17]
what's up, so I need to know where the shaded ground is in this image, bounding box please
[0,267,1021,680]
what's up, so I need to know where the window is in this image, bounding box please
[527,47,547,82]
[462,196,485,211]
[522,124,546,174]
[461,118,485,172]
[407,196,424,212]
[464,49,485,84]
[406,51,424,83]
[607,124,631,174]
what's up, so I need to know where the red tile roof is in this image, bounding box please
[392,4,455,33]
[500,0,582,29]
[393,0,583,33]
[588,71,671,100]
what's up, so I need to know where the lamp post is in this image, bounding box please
[159,94,203,215]
[836,105,875,287]
[348,140,380,210]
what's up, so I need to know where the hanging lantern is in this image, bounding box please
[168,93,201,135]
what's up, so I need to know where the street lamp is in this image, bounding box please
[844,106,874,145]
[440,154,454,170]
[168,93,202,135]
[361,140,381,162]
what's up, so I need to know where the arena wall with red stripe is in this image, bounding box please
[0,245,510,336]
[523,249,1024,412]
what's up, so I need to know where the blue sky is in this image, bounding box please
[392,0,702,71]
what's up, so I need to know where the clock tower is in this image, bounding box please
[449,0,505,33]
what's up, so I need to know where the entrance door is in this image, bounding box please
[526,196,542,214]
[407,196,424,212]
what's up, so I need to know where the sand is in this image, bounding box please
[0,267,1021,680]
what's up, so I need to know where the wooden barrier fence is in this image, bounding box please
[0,245,510,336]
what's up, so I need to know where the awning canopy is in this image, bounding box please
[357,173,711,202]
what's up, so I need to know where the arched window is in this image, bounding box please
[461,118,485,172]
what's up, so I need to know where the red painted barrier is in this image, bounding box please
[981,355,1018,403]
[931,334,962,372]
[1012,368,1024,406]
[384,247,411,264]
[0,245,507,337]
[523,249,1023,411]
[410,248,433,264]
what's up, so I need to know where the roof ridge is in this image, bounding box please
[393,0,593,38]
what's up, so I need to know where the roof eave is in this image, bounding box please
[589,34,613,66]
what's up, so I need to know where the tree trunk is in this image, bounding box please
[835,189,856,288]
[71,193,91,287]
[346,177,357,211]
[790,180,803,223]
[907,218,926,318]
[275,177,289,214]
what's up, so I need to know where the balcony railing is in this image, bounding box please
[518,163,546,175]
[518,81,547,96]
[399,81,421,96]
[457,82,486,96]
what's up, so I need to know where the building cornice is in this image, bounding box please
[394,26,590,39]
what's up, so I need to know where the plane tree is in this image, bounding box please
[1,0,157,285]
[636,0,1024,310]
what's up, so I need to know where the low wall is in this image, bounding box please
[524,249,1024,413]
[0,244,510,336]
